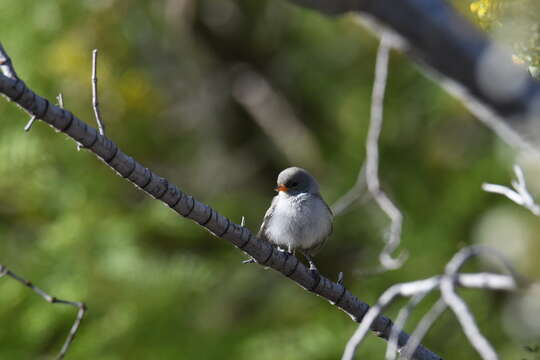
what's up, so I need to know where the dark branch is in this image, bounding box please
[0,43,441,360]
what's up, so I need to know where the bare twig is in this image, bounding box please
[365,33,407,270]
[482,165,540,216]
[0,42,442,360]
[441,259,495,359]
[386,292,428,360]
[439,246,518,360]
[91,49,105,136]
[0,264,85,360]
[57,93,64,108]
[24,93,64,134]
[402,299,448,360]
[24,115,37,132]
[0,43,19,80]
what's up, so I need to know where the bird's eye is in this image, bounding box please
[288,181,298,188]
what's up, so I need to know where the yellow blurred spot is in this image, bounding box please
[119,70,160,112]
[46,33,92,81]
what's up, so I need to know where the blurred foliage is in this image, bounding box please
[469,0,540,77]
[0,0,539,359]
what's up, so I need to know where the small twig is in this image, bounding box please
[482,164,540,216]
[440,246,518,360]
[0,43,19,80]
[402,299,448,360]
[78,49,105,150]
[26,93,63,133]
[440,247,500,360]
[365,32,407,270]
[0,264,85,360]
[91,49,105,136]
[386,292,428,360]
[57,93,64,108]
[24,115,37,132]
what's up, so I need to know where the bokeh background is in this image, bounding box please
[1,0,539,359]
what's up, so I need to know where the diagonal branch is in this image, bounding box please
[0,43,442,360]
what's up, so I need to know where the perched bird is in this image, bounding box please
[258,167,333,272]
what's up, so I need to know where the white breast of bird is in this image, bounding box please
[266,192,332,252]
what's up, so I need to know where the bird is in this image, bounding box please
[257,167,333,273]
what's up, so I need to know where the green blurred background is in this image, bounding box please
[1,0,539,359]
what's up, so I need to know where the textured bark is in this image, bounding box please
[0,70,441,360]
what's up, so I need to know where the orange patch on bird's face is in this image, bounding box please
[275,184,289,192]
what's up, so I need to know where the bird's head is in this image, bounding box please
[275,167,320,195]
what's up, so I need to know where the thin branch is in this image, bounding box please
[24,115,37,132]
[440,277,496,360]
[402,299,448,360]
[482,165,540,216]
[365,32,407,270]
[57,93,64,108]
[0,264,85,360]
[91,49,105,136]
[386,292,428,360]
[440,247,499,360]
[0,43,442,360]
[0,43,19,80]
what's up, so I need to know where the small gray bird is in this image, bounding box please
[258,167,333,272]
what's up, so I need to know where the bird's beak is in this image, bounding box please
[275,184,288,192]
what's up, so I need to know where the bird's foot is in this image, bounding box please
[305,257,321,290]
[242,257,256,264]
[277,246,295,256]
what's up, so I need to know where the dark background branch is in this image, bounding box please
[286,0,540,150]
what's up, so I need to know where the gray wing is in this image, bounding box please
[257,195,278,240]
[315,193,334,237]
[305,194,334,256]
